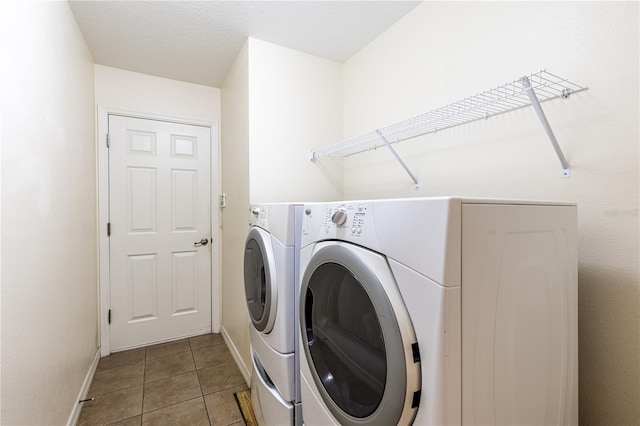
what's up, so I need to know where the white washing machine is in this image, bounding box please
[298,197,578,426]
[244,203,303,425]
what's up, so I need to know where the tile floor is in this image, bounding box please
[77,333,248,426]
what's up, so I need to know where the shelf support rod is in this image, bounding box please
[375,129,419,189]
[521,76,571,177]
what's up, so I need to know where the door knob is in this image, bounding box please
[194,238,209,247]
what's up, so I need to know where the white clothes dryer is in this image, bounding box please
[244,203,302,425]
[298,197,578,426]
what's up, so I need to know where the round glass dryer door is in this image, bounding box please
[300,243,421,426]
[244,226,278,333]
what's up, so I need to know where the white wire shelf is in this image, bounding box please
[309,70,587,186]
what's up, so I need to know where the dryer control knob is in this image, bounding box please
[331,208,348,226]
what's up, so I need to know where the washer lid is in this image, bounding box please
[244,226,278,333]
[300,242,421,426]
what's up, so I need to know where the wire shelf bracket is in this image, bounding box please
[376,129,420,189]
[309,70,587,184]
[521,76,572,177]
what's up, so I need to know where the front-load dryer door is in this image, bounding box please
[244,226,278,333]
[300,242,421,426]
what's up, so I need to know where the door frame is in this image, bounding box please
[97,105,221,356]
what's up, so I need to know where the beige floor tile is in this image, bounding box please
[90,361,144,396]
[192,344,234,370]
[77,385,143,426]
[189,333,224,350]
[141,397,209,426]
[97,348,145,372]
[145,352,195,383]
[83,334,248,425]
[198,361,246,395]
[204,385,246,426]
[145,339,191,360]
[108,415,142,426]
[143,371,202,413]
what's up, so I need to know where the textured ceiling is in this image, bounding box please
[69,1,421,87]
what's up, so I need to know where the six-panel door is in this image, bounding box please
[108,115,212,350]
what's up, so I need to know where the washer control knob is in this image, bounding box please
[331,208,348,226]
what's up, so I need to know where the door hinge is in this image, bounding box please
[108,309,111,324]
[107,222,111,236]
[106,133,110,148]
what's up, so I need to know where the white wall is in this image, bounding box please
[248,38,343,203]
[219,38,344,376]
[0,1,98,424]
[95,65,220,124]
[220,41,252,378]
[342,2,639,424]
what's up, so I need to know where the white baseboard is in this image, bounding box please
[221,325,251,386]
[67,348,100,426]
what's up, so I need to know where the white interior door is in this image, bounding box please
[108,115,212,351]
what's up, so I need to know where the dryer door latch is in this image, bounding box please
[411,342,421,363]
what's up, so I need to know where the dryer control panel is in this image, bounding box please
[303,202,377,246]
[324,204,367,237]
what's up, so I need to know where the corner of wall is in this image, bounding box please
[220,40,252,375]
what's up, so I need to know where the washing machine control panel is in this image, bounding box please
[250,205,269,228]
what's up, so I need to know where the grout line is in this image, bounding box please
[87,382,144,399]
[145,340,193,362]
[88,362,146,398]
[95,353,146,372]
[145,349,193,362]
[143,369,198,386]
[141,347,147,419]
[104,414,142,426]
[141,395,206,416]
[192,346,213,425]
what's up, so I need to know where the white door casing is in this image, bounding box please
[98,110,220,354]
